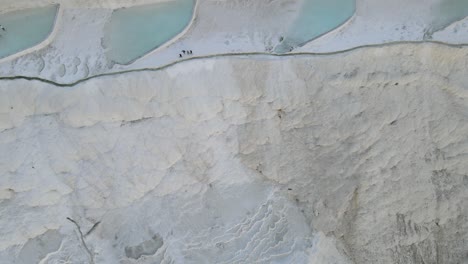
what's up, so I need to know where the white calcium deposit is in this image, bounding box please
[1,43,468,263]
[1,0,468,84]
[1,0,468,263]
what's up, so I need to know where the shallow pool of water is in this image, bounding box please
[0,5,58,59]
[275,0,355,53]
[429,0,468,35]
[104,0,194,65]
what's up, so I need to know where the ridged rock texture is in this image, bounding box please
[1,43,468,263]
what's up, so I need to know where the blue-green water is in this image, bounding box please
[429,0,468,34]
[104,0,194,65]
[0,5,58,59]
[275,0,355,53]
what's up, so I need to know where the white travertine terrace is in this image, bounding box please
[1,0,468,263]
[0,0,467,84]
[2,43,468,263]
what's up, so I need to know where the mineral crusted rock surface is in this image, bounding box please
[1,43,468,263]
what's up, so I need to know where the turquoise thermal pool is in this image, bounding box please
[0,5,58,59]
[429,0,468,35]
[275,0,355,53]
[103,0,194,65]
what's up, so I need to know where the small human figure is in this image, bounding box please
[182,50,186,54]
[0,25,5,31]
[189,50,192,54]
[179,54,182,58]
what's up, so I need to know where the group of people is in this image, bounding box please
[179,49,193,58]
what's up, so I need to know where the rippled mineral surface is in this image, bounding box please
[1,0,468,263]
